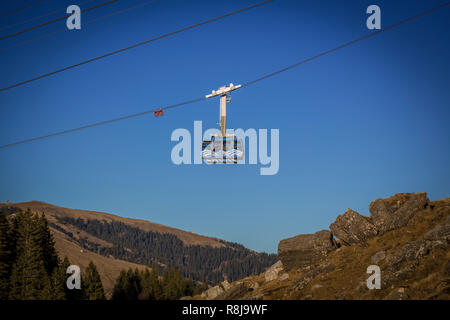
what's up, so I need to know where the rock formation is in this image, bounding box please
[330,208,378,245]
[193,193,449,300]
[278,230,338,271]
[369,192,429,234]
[265,261,284,282]
[329,193,430,247]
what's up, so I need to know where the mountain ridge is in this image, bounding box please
[14,200,226,248]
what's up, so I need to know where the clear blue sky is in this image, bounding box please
[0,0,449,253]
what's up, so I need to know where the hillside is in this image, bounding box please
[14,201,225,247]
[51,225,147,296]
[11,201,277,285]
[194,193,450,300]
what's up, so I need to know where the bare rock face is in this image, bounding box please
[329,193,430,246]
[201,285,224,299]
[329,209,378,245]
[214,283,248,300]
[278,230,337,271]
[278,273,289,281]
[200,279,236,299]
[369,192,429,234]
[221,280,231,291]
[265,260,283,282]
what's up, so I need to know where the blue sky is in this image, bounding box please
[0,0,449,253]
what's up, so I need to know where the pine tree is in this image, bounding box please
[0,210,12,299]
[60,257,85,300]
[8,210,49,300]
[161,267,170,299]
[138,269,152,300]
[83,261,105,300]
[8,214,19,263]
[149,264,162,299]
[112,270,128,300]
[182,277,194,297]
[41,261,68,300]
[165,267,179,299]
[37,213,59,274]
[112,268,141,300]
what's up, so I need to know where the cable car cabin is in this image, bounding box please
[202,135,244,164]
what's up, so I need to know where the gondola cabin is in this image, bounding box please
[202,134,243,164]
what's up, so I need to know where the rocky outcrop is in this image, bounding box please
[221,280,231,291]
[328,193,430,247]
[278,230,338,271]
[329,209,378,245]
[201,285,224,299]
[265,261,283,282]
[278,273,289,281]
[381,214,450,290]
[369,192,429,234]
[201,280,231,299]
[194,193,449,301]
[214,283,248,300]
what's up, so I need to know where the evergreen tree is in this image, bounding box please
[0,210,12,299]
[8,214,19,264]
[138,265,162,300]
[112,265,196,300]
[83,261,105,300]
[138,269,152,300]
[182,277,194,297]
[59,257,77,300]
[112,270,128,300]
[37,213,59,274]
[164,267,180,299]
[8,210,49,300]
[41,260,68,300]
[60,257,85,300]
[112,269,141,300]
[149,264,162,299]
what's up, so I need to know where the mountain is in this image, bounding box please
[194,193,450,300]
[11,201,277,293]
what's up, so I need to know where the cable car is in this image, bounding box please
[202,134,244,164]
[202,84,244,164]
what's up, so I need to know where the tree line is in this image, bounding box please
[111,265,208,300]
[55,216,278,284]
[0,207,104,300]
